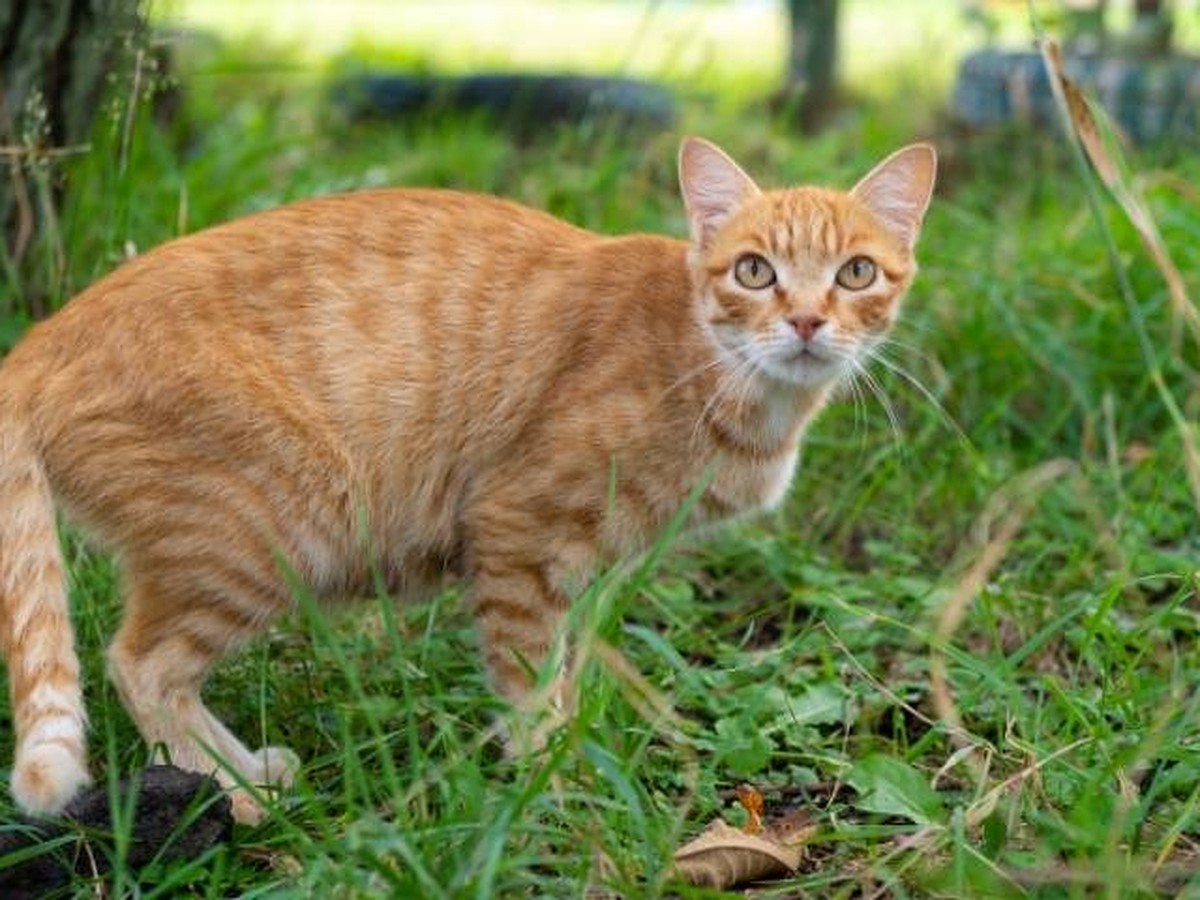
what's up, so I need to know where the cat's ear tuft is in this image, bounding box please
[851,143,937,249]
[678,137,761,249]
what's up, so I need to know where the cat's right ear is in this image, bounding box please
[851,143,937,250]
[678,137,761,249]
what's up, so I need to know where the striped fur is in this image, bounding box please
[0,417,89,813]
[0,138,935,821]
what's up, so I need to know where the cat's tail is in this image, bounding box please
[0,410,90,814]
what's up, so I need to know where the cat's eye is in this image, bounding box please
[734,254,776,290]
[836,256,877,290]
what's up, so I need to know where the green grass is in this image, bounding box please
[2,4,1200,897]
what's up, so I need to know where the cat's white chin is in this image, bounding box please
[758,350,848,389]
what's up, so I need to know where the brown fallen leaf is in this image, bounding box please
[672,808,816,889]
[673,819,800,888]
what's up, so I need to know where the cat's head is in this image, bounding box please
[679,137,936,389]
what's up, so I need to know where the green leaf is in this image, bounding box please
[787,683,850,727]
[846,754,945,825]
[982,809,1007,856]
[714,717,773,777]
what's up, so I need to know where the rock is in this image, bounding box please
[0,766,233,897]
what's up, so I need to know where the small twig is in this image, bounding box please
[883,736,1093,900]
[820,620,973,746]
[0,75,35,269]
[929,458,1076,774]
[963,737,1091,832]
[0,143,92,159]
[5,158,34,267]
[119,48,145,175]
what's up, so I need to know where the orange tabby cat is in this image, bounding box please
[0,137,935,822]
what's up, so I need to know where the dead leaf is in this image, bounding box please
[673,819,801,888]
[672,804,816,890]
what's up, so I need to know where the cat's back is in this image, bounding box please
[234,187,595,280]
[0,188,595,392]
[63,187,591,316]
[254,187,593,263]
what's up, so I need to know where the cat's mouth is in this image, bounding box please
[754,343,846,388]
[715,331,845,387]
[788,344,835,367]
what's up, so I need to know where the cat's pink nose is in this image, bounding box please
[789,315,826,341]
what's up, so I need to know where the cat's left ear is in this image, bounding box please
[679,137,761,249]
[851,144,937,250]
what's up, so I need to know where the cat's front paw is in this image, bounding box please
[252,746,301,787]
[502,708,564,758]
[230,789,267,826]
[225,748,298,826]
[501,678,575,757]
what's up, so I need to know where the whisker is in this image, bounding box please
[851,358,904,451]
[890,318,936,339]
[663,357,724,396]
[662,335,760,400]
[874,336,950,381]
[868,351,973,448]
[841,369,870,447]
[729,352,763,426]
[689,351,760,453]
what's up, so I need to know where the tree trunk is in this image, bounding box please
[0,0,143,321]
[786,0,839,128]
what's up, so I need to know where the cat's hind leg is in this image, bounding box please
[107,562,294,823]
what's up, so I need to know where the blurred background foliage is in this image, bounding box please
[1,1,1199,896]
